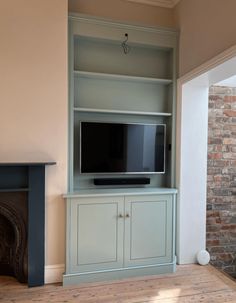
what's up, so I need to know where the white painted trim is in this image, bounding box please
[179,44,236,85]
[217,75,236,87]
[176,43,236,264]
[45,264,65,284]
[177,82,209,264]
[125,0,180,8]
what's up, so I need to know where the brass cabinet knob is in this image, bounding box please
[125,213,130,218]
[118,214,123,218]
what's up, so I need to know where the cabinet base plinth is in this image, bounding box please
[63,262,176,286]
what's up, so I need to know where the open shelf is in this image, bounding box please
[74,107,172,117]
[74,70,173,85]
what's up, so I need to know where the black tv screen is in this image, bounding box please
[80,122,165,174]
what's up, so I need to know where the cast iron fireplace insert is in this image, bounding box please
[0,162,55,287]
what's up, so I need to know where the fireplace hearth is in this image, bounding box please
[0,162,55,287]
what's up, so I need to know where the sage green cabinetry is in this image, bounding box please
[124,194,173,267]
[65,14,178,286]
[68,14,178,191]
[69,196,124,274]
[63,189,177,286]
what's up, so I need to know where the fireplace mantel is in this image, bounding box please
[0,162,56,166]
[0,162,55,287]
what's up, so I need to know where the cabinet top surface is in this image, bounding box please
[69,13,178,49]
[69,13,179,35]
[0,162,56,167]
[64,187,178,198]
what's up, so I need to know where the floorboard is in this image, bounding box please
[0,265,236,303]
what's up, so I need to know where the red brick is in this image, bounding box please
[207,225,221,232]
[208,138,223,144]
[207,87,236,278]
[207,217,216,225]
[206,239,219,246]
[207,211,220,218]
[221,224,236,230]
[208,153,222,159]
[224,95,236,102]
[224,110,236,117]
[213,160,230,167]
[213,175,222,182]
[223,138,236,145]
[224,125,236,132]
[214,145,223,152]
[218,253,233,262]
[223,153,235,159]
[215,218,222,224]
[209,94,222,101]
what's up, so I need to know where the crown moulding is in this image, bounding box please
[125,0,180,8]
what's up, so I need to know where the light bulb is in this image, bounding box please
[196,250,210,265]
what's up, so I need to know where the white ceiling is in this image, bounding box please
[126,0,180,8]
[216,75,236,87]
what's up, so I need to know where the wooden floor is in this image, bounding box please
[1,265,236,302]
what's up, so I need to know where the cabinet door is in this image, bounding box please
[124,194,173,267]
[69,196,124,273]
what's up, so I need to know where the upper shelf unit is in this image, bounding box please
[69,14,178,190]
[72,38,175,114]
[70,16,178,117]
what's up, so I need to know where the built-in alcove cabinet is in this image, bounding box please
[63,189,177,286]
[64,14,178,285]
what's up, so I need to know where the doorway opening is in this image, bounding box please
[207,84,236,279]
[176,45,236,270]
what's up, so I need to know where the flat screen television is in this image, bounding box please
[80,121,166,174]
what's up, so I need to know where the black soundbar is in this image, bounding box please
[94,177,150,186]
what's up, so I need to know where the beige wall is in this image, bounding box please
[69,0,175,28]
[175,0,236,76]
[0,0,68,265]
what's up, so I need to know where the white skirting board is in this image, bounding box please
[45,264,65,284]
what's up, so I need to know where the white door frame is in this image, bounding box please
[176,45,236,264]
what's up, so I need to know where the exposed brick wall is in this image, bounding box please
[207,86,236,278]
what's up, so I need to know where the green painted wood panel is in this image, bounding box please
[63,262,176,286]
[70,14,178,49]
[64,193,176,285]
[74,37,172,79]
[69,196,124,273]
[64,188,178,198]
[74,75,169,113]
[124,194,173,267]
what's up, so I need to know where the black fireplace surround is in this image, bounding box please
[0,162,55,287]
